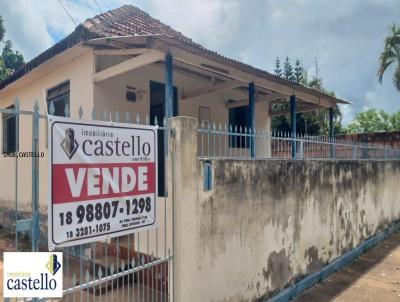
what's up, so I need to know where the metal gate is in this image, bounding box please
[0,99,174,302]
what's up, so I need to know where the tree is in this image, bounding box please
[294,58,303,83]
[0,59,8,81]
[308,57,323,91]
[274,57,282,78]
[271,56,344,135]
[0,16,24,81]
[346,109,400,133]
[0,16,5,43]
[389,111,400,130]
[304,58,344,135]
[3,40,23,71]
[378,23,400,92]
[346,109,391,133]
[283,56,295,81]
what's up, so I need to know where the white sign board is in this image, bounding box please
[3,252,63,298]
[48,116,157,249]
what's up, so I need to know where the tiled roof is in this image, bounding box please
[0,4,202,90]
[82,5,198,46]
[0,5,349,105]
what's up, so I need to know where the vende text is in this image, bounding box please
[52,162,155,203]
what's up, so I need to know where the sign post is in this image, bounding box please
[48,116,157,249]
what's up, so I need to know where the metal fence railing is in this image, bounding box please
[0,99,174,302]
[197,122,400,160]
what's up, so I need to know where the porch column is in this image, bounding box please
[165,53,174,119]
[248,82,255,157]
[165,53,173,155]
[329,107,335,158]
[290,95,296,158]
[329,107,334,139]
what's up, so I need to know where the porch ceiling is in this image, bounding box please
[86,34,350,115]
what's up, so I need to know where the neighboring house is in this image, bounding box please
[0,5,348,211]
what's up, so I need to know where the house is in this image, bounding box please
[0,4,348,214]
[8,7,400,302]
[0,5,346,221]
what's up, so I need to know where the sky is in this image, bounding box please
[0,0,399,125]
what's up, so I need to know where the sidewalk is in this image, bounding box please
[293,230,400,302]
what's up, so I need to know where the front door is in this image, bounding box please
[149,81,178,196]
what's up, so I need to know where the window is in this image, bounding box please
[47,81,70,116]
[229,105,249,148]
[2,105,17,154]
[199,106,210,126]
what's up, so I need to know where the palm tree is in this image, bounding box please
[378,23,400,91]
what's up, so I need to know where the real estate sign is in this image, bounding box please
[48,116,157,249]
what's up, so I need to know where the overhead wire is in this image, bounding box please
[83,0,98,15]
[92,0,103,13]
[56,0,78,26]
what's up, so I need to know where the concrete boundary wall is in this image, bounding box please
[170,116,400,302]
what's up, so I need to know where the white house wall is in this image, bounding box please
[0,51,271,215]
[0,51,95,213]
[93,59,271,156]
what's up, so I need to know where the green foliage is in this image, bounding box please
[2,40,24,71]
[283,56,295,81]
[275,56,303,84]
[346,109,400,133]
[274,57,282,78]
[294,58,303,83]
[378,23,400,92]
[272,56,343,135]
[389,111,400,130]
[0,16,5,43]
[308,58,323,91]
[300,69,309,85]
[0,59,8,80]
[0,15,24,81]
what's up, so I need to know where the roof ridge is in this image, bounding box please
[85,4,199,47]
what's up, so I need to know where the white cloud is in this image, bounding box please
[0,0,53,59]
[147,0,239,51]
[0,0,92,59]
[146,0,400,123]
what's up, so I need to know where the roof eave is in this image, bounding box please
[0,24,101,91]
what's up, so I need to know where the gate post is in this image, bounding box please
[31,101,40,252]
[165,53,173,156]
[168,116,198,302]
[14,98,20,251]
